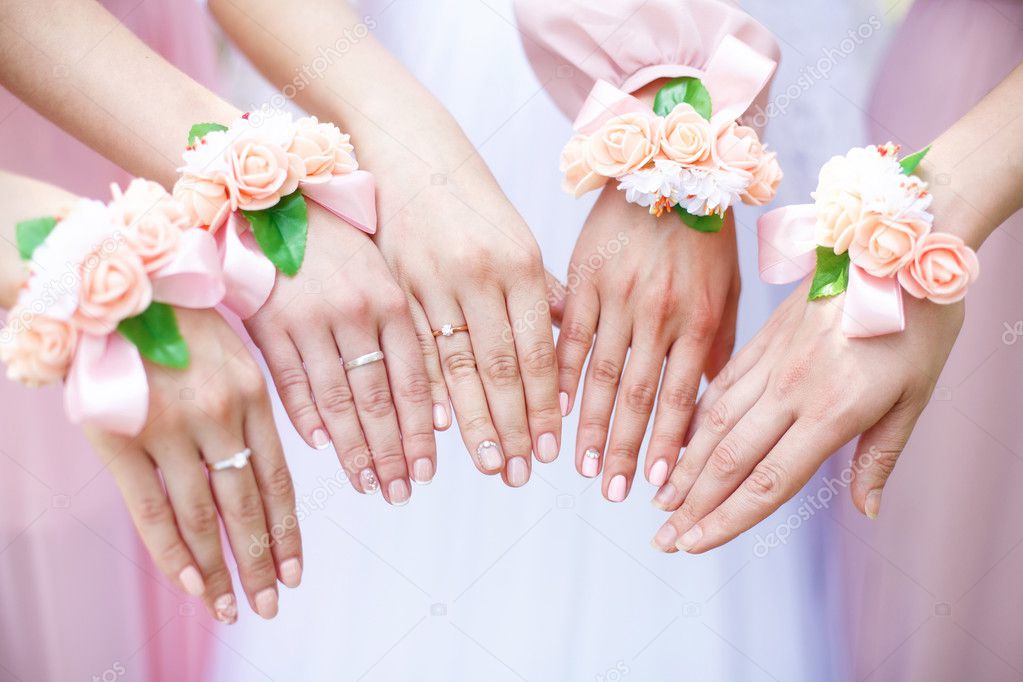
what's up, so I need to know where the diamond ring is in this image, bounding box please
[208,448,252,472]
[432,324,469,338]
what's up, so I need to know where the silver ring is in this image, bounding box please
[208,448,252,472]
[343,350,385,371]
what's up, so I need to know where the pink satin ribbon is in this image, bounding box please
[757,205,906,338]
[218,170,378,320]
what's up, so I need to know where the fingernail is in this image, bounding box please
[179,566,205,597]
[581,448,601,478]
[652,482,677,509]
[475,440,503,471]
[412,458,434,485]
[865,489,882,519]
[537,432,559,463]
[214,593,237,624]
[312,429,331,450]
[507,457,529,487]
[433,403,450,430]
[607,474,627,502]
[359,469,379,494]
[676,525,703,552]
[279,558,302,588]
[388,479,410,506]
[254,588,278,619]
[559,391,570,417]
[653,522,678,550]
[648,460,669,486]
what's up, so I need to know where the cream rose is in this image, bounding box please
[815,189,865,253]
[173,174,232,232]
[226,136,304,211]
[897,232,979,304]
[743,150,782,206]
[289,117,357,183]
[0,312,78,387]
[560,134,607,197]
[713,122,761,174]
[74,243,153,335]
[849,213,930,278]
[585,113,661,177]
[659,103,711,165]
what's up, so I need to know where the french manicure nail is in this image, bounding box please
[312,429,331,450]
[537,432,559,463]
[214,593,237,624]
[433,403,450,430]
[179,566,205,597]
[388,479,410,506]
[581,448,601,478]
[412,458,434,485]
[475,440,503,471]
[648,460,669,486]
[676,525,703,552]
[559,391,570,417]
[608,474,627,502]
[652,482,677,509]
[359,469,379,494]
[507,457,529,487]
[279,558,302,588]
[865,489,882,519]
[254,588,278,619]
[653,522,678,550]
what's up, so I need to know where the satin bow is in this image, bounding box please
[757,205,905,337]
[217,170,379,320]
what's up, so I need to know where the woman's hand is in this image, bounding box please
[245,203,437,502]
[651,281,963,553]
[85,308,301,623]
[558,186,740,502]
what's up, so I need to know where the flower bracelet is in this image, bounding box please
[0,180,226,435]
[172,110,377,318]
[757,143,979,337]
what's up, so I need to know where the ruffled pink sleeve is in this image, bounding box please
[513,0,780,132]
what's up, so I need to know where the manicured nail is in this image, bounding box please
[179,566,205,597]
[507,457,529,487]
[581,448,601,478]
[412,458,434,485]
[676,525,703,552]
[537,432,559,463]
[648,460,669,486]
[279,558,302,588]
[359,469,379,494]
[312,429,330,450]
[254,588,278,619]
[653,522,678,550]
[652,482,677,509]
[865,489,882,519]
[433,403,450,430]
[607,474,627,502]
[213,593,237,624]
[388,479,410,506]
[475,440,503,471]
[559,391,570,417]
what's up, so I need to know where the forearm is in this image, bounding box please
[0,0,238,187]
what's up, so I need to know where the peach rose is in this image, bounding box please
[560,134,607,198]
[816,189,864,253]
[289,117,358,183]
[897,232,979,304]
[742,150,782,206]
[173,174,232,232]
[0,312,78,387]
[585,113,661,177]
[713,122,761,174]
[849,213,930,278]
[659,103,711,165]
[74,243,153,335]
[109,180,186,273]
[226,135,304,211]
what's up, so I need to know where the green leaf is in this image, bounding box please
[675,206,724,233]
[808,247,850,300]
[187,122,228,146]
[242,191,308,276]
[118,302,190,369]
[653,77,713,120]
[899,145,931,175]
[15,216,57,260]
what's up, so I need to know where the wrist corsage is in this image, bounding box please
[172,110,377,318]
[0,180,226,434]
[758,143,979,337]
[558,36,781,232]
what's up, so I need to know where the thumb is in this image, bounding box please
[545,269,567,328]
[850,398,923,519]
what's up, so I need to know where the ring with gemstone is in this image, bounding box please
[208,448,252,472]
[343,350,385,371]
[432,323,469,338]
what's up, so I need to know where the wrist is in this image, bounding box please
[915,157,989,252]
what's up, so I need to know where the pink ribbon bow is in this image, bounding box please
[757,205,905,337]
[218,170,379,320]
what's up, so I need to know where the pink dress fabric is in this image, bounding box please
[0,2,219,680]
[831,1,1023,679]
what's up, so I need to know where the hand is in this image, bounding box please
[651,281,963,553]
[558,186,740,501]
[86,309,300,623]
[245,203,436,501]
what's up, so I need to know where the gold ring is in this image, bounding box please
[432,324,469,338]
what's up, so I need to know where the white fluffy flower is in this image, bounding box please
[675,166,751,217]
[178,110,298,178]
[617,160,677,208]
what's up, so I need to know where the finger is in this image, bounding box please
[461,292,532,488]
[575,314,629,481]
[408,294,452,432]
[850,396,922,519]
[257,332,330,450]
[545,269,567,328]
[703,273,739,381]
[506,276,561,465]
[555,281,599,418]
[297,331,377,494]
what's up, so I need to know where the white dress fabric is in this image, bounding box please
[208,1,892,680]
